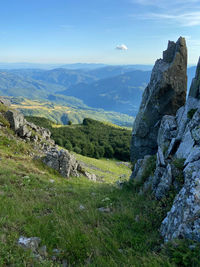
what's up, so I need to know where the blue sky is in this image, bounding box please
[0,0,200,64]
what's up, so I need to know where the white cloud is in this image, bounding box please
[144,11,200,26]
[132,0,199,8]
[116,44,128,50]
[130,0,200,26]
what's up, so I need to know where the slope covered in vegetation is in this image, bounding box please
[0,125,200,266]
[25,116,131,161]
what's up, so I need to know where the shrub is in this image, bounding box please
[0,103,9,113]
[172,158,185,170]
[74,146,82,154]
[64,141,72,151]
[187,108,198,119]
[0,114,10,128]
[141,155,156,183]
[172,158,185,186]
[163,239,200,267]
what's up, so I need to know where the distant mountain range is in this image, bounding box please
[58,70,151,115]
[0,62,153,70]
[0,64,197,118]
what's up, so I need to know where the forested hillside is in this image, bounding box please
[25,116,131,161]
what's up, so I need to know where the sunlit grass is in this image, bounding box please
[0,129,198,266]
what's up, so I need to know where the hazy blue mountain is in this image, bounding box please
[0,63,62,70]
[0,62,152,71]
[27,68,99,87]
[0,65,196,117]
[58,70,151,116]
[86,66,151,80]
[60,63,108,70]
[0,70,67,98]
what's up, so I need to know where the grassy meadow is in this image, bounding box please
[0,127,199,266]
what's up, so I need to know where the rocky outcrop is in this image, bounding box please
[131,37,187,161]
[43,148,80,178]
[5,110,25,131]
[130,42,200,243]
[0,102,97,180]
[42,147,98,180]
[4,109,52,143]
[130,155,151,182]
[160,103,200,242]
[161,162,200,242]
[0,97,11,106]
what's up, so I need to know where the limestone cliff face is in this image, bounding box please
[131,57,200,243]
[131,37,187,161]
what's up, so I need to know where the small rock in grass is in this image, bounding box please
[52,248,61,255]
[189,245,196,250]
[91,192,96,196]
[52,255,57,261]
[38,245,48,257]
[98,207,111,213]
[116,180,125,189]
[135,215,140,222]
[79,205,85,210]
[49,179,55,183]
[18,236,41,252]
[101,197,111,202]
[33,253,42,260]
[62,259,68,267]
[52,248,62,260]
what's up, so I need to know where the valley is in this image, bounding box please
[9,97,134,127]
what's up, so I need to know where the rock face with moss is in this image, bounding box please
[131,37,187,161]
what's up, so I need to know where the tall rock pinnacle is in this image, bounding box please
[131,37,187,161]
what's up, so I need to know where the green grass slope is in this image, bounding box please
[0,128,199,266]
